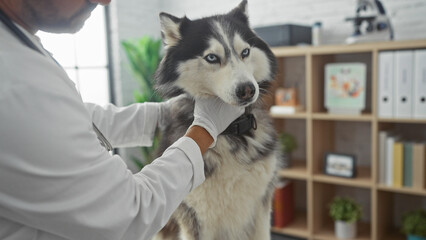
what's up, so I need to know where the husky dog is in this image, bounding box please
[153,1,279,239]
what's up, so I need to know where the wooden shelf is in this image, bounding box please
[382,229,405,240]
[312,113,373,121]
[377,184,426,196]
[272,39,426,57]
[270,39,426,240]
[314,221,371,240]
[271,211,309,238]
[313,167,372,188]
[269,111,308,119]
[278,161,308,180]
[378,118,426,124]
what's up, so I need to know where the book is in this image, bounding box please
[273,180,294,228]
[412,143,426,189]
[270,105,304,115]
[403,142,413,187]
[385,136,398,186]
[393,142,403,187]
[378,131,388,184]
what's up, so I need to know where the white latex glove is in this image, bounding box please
[190,97,245,148]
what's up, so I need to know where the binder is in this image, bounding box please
[378,51,394,117]
[394,50,414,118]
[414,49,426,119]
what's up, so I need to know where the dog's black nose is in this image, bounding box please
[236,83,256,101]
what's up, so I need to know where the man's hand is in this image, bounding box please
[189,97,244,148]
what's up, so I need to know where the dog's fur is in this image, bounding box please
[153,1,279,239]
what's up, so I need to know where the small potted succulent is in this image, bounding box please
[278,132,297,167]
[329,196,362,239]
[401,209,426,240]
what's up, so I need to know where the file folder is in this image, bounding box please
[394,50,414,118]
[414,49,426,119]
[378,51,394,117]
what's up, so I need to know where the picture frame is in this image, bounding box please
[275,87,297,106]
[323,152,357,178]
[324,63,366,115]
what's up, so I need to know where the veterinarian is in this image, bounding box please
[0,0,245,239]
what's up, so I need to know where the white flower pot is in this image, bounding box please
[335,220,357,239]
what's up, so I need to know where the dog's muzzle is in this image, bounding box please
[236,82,256,104]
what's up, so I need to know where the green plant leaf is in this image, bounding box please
[278,132,297,153]
[329,196,362,223]
[121,36,163,170]
[401,209,426,237]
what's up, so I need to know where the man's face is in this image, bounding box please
[24,0,109,33]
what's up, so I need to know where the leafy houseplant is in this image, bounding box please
[329,196,362,239]
[277,132,297,167]
[401,209,426,240]
[121,36,163,169]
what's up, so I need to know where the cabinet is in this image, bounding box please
[269,40,426,240]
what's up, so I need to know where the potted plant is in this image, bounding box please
[329,196,362,239]
[401,209,426,240]
[277,132,297,167]
[121,36,163,169]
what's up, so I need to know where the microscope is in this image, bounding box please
[345,0,394,44]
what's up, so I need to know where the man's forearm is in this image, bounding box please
[184,126,214,155]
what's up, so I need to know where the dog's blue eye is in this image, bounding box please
[204,54,220,64]
[241,48,250,59]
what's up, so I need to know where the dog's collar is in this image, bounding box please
[222,112,257,135]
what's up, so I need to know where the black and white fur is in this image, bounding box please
[153,1,279,239]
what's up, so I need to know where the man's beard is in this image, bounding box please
[35,2,98,34]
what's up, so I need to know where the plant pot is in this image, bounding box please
[335,220,357,239]
[408,235,426,240]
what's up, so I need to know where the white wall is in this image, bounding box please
[109,0,162,107]
[160,0,426,44]
[111,0,426,107]
[109,0,426,170]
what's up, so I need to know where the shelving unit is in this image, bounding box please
[269,39,426,240]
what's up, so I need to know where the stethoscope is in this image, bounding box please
[0,7,113,152]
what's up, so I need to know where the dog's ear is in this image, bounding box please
[228,0,249,25]
[159,12,184,47]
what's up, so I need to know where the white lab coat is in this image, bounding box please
[0,21,205,240]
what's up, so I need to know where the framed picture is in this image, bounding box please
[324,63,366,115]
[275,88,297,106]
[323,152,357,178]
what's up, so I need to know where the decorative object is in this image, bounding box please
[312,21,322,46]
[324,152,357,178]
[324,63,366,115]
[401,209,426,240]
[121,36,163,169]
[270,87,304,114]
[278,132,297,167]
[329,196,362,239]
[344,0,393,44]
[273,180,294,228]
[275,87,297,106]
